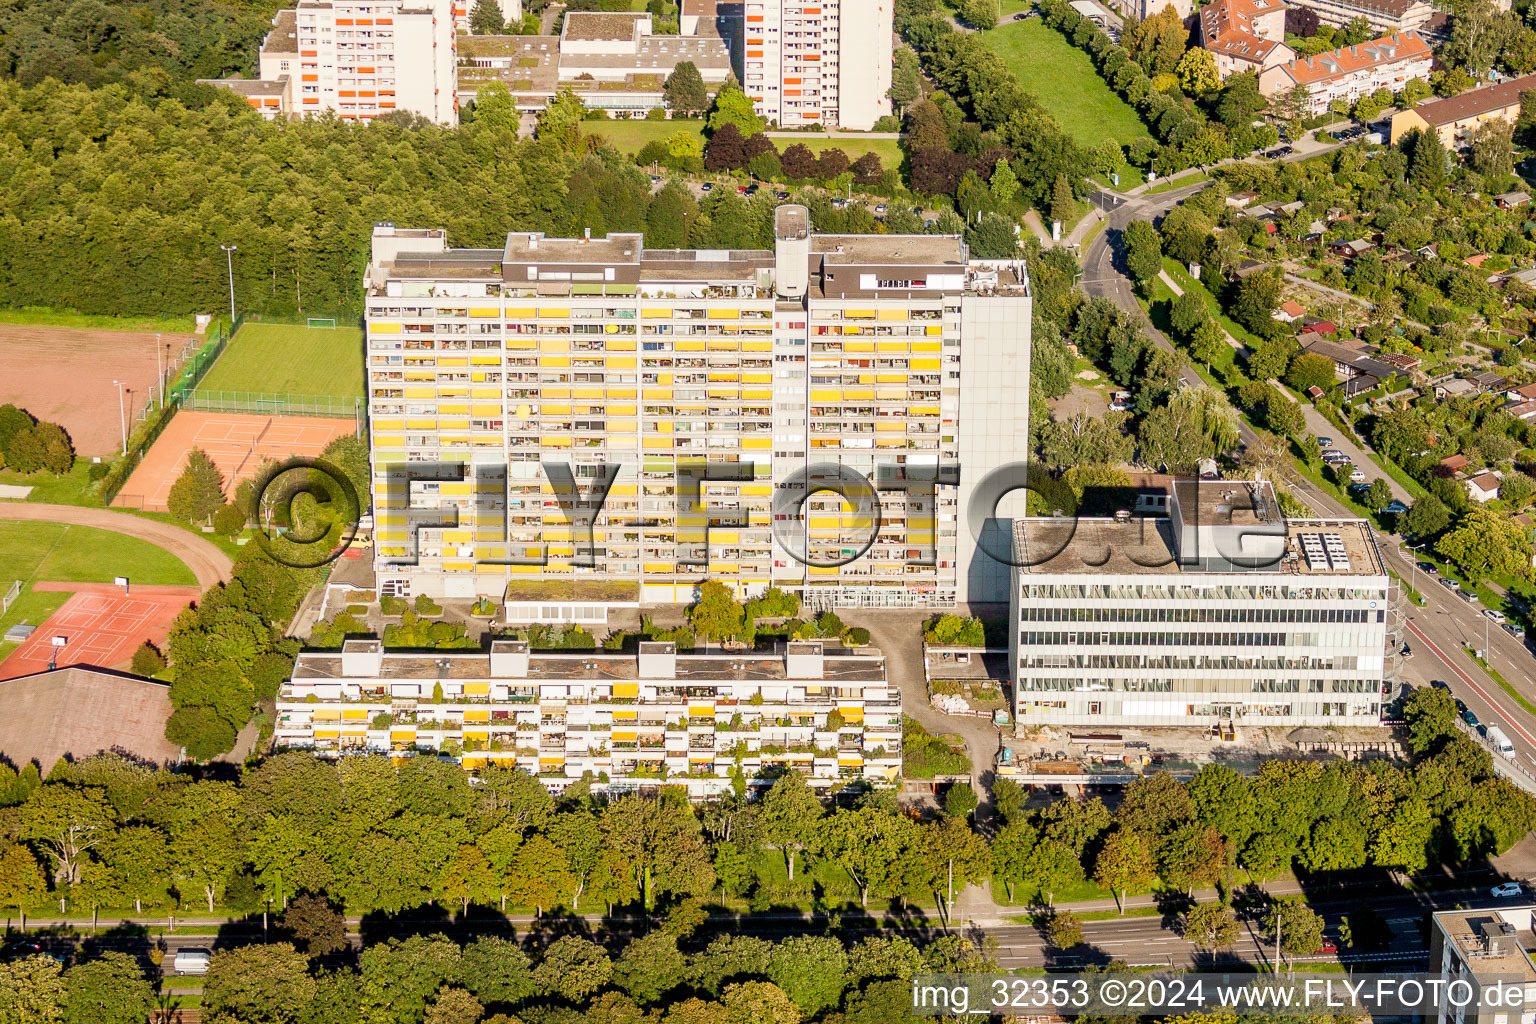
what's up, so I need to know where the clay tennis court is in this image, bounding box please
[0,323,194,456]
[112,411,357,513]
[0,582,199,680]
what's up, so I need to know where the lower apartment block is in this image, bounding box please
[1010,479,1393,730]
[276,638,902,796]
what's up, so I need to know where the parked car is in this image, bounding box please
[700,182,714,192]
[1418,561,1438,575]
[1439,577,1461,591]
[1505,622,1527,640]
[1401,644,1413,658]
[1485,609,1508,625]
[1274,145,1293,157]
[737,184,749,194]
[1464,710,1480,727]
[744,184,759,195]
[1493,882,1525,898]
[874,203,888,215]
[1431,679,1450,690]
[1315,939,1339,953]
[1385,500,1408,514]
[1349,469,1367,484]
[831,198,846,209]
[777,191,791,200]
[1317,437,1334,448]
[1455,698,1468,713]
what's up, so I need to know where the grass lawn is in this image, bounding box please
[586,118,705,154]
[0,522,196,587]
[198,322,364,399]
[1143,170,1211,195]
[0,463,102,506]
[584,119,906,170]
[0,306,198,333]
[979,19,1151,158]
[1162,258,1266,351]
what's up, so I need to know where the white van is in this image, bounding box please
[172,949,211,975]
[1487,726,1517,760]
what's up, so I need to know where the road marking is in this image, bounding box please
[1404,619,1536,749]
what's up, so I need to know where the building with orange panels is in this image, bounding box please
[362,207,1033,608]
[202,0,459,125]
[1258,31,1431,114]
[742,0,893,130]
[1198,0,1294,80]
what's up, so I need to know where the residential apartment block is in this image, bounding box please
[1199,0,1294,80]
[363,208,1031,610]
[742,0,894,130]
[1259,32,1431,114]
[457,12,732,112]
[276,638,902,795]
[1428,907,1536,1024]
[1010,479,1394,730]
[201,0,458,124]
[1285,0,1435,35]
[1390,73,1536,148]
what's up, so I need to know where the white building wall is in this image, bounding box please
[1011,570,1392,728]
[957,289,1032,605]
[837,0,894,129]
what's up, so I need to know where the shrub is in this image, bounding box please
[130,641,166,677]
[380,595,407,616]
[370,713,394,730]
[86,460,112,481]
[845,626,871,646]
[213,502,246,538]
[415,594,442,615]
[923,614,985,646]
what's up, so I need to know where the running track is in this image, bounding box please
[0,503,231,589]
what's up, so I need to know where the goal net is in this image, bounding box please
[307,317,338,329]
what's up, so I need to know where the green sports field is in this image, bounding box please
[197,322,364,399]
[0,522,197,588]
[980,17,1152,154]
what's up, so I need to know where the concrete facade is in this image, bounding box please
[277,639,902,795]
[1010,480,1393,730]
[742,0,894,129]
[205,0,459,124]
[362,209,1031,609]
[1428,906,1536,1024]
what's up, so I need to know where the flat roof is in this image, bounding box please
[563,11,648,40]
[292,648,888,683]
[503,232,643,265]
[1013,517,1386,577]
[814,234,967,267]
[1436,908,1536,984]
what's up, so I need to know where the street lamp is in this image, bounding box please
[110,380,127,455]
[220,244,238,325]
[154,333,163,408]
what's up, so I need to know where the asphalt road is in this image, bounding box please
[17,879,1531,974]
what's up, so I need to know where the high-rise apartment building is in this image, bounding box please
[275,638,902,796]
[203,0,458,124]
[362,207,1030,611]
[741,0,894,130]
[1010,479,1395,730]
